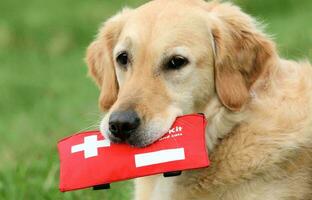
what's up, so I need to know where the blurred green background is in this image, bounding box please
[0,0,311,199]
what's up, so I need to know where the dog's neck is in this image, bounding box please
[203,59,280,152]
[204,97,246,152]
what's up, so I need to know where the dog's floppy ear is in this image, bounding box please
[208,3,276,111]
[86,8,132,111]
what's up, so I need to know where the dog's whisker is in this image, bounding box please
[76,122,101,133]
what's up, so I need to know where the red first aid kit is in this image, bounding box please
[58,114,210,192]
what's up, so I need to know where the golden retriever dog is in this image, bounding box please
[86,0,312,199]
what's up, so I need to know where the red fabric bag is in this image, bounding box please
[58,114,210,192]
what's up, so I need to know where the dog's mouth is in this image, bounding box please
[102,117,179,147]
[100,106,183,147]
[106,136,153,148]
[107,125,172,147]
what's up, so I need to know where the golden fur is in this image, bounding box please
[86,0,312,199]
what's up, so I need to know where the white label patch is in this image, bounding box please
[134,148,185,167]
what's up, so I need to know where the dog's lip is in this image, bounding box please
[107,129,167,148]
[126,136,152,148]
[108,136,122,144]
[108,133,152,148]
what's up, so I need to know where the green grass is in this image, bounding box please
[0,0,311,199]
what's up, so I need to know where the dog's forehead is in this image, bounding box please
[119,2,211,52]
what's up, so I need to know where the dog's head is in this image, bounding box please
[86,0,276,147]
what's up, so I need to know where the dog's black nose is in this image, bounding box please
[109,110,140,141]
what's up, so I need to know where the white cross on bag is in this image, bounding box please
[71,135,111,158]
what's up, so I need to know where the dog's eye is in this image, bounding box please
[116,52,129,67]
[166,56,189,70]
